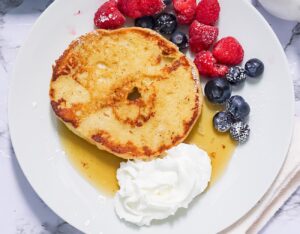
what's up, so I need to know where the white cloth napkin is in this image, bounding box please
[221,117,300,234]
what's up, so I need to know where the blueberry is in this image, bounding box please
[154,13,177,35]
[226,95,250,120]
[135,16,155,29]
[245,58,264,77]
[226,66,246,85]
[213,111,234,132]
[230,121,250,143]
[204,78,232,104]
[170,31,188,50]
[163,0,172,5]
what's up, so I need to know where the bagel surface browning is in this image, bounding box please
[50,27,202,159]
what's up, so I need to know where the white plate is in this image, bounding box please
[8,0,294,233]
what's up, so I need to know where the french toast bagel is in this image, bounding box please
[50,27,202,159]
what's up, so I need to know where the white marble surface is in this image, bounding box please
[0,0,300,233]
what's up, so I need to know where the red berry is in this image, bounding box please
[194,51,228,77]
[173,0,196,25]
[189,20,218,53]
[140,0,165,16]
[195,0,220,26]
[118,0,142,18]
[94,0,126,29]
[118,0,165,19]
[212,36,244,65]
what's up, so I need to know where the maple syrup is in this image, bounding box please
[59,98,236,196]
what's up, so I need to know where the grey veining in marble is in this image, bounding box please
[0,1,79,233]
[285,23,300,101]
[0,0,23,14]
[260,186,300,234]
[0,0,300,233]
[285,23,300,49]
[275,186,300,218]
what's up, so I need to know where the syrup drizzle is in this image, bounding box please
[59,99,236,196]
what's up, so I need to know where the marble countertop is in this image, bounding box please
[0,0,300,233]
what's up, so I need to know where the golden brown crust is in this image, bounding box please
[51,99,79,128]
[50,27,202,159]
[52,40,80,81]
[157,40,177,56]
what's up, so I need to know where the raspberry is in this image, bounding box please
[118,0,165,19]
[195,0,220,26]
[194,51,228,77]
[118,0,142,18]
[212,36,244,65]
[173,0,196,25]
[94,0,126,29]
[140,0,165,16]
[189,20,218,53]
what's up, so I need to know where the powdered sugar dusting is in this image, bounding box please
[99,14,110,23]
[98,13,117,23]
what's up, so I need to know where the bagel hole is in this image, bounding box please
[127,87,141,101]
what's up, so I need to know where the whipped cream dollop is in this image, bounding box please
[114,143,212,226]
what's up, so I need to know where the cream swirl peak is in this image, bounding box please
[114,143,212,226]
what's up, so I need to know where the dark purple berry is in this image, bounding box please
[154,13,177,35]
[226,95,250,121]
[213,111,234,132]
[226,66,246,85]
[204,78,232,104]
[245,58,264,77]
[230,121,250,143]
[135,16,155,29]
[170,31,188,50]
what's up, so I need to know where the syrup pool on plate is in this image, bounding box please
[185,98,236,183]
[59,98,236,196]
[58,124,124,196]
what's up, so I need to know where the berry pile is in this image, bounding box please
[92,0,246,74]
[93,0,265,144]
[204,58,264,143]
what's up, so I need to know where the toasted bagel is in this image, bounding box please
[50,27,202,159]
